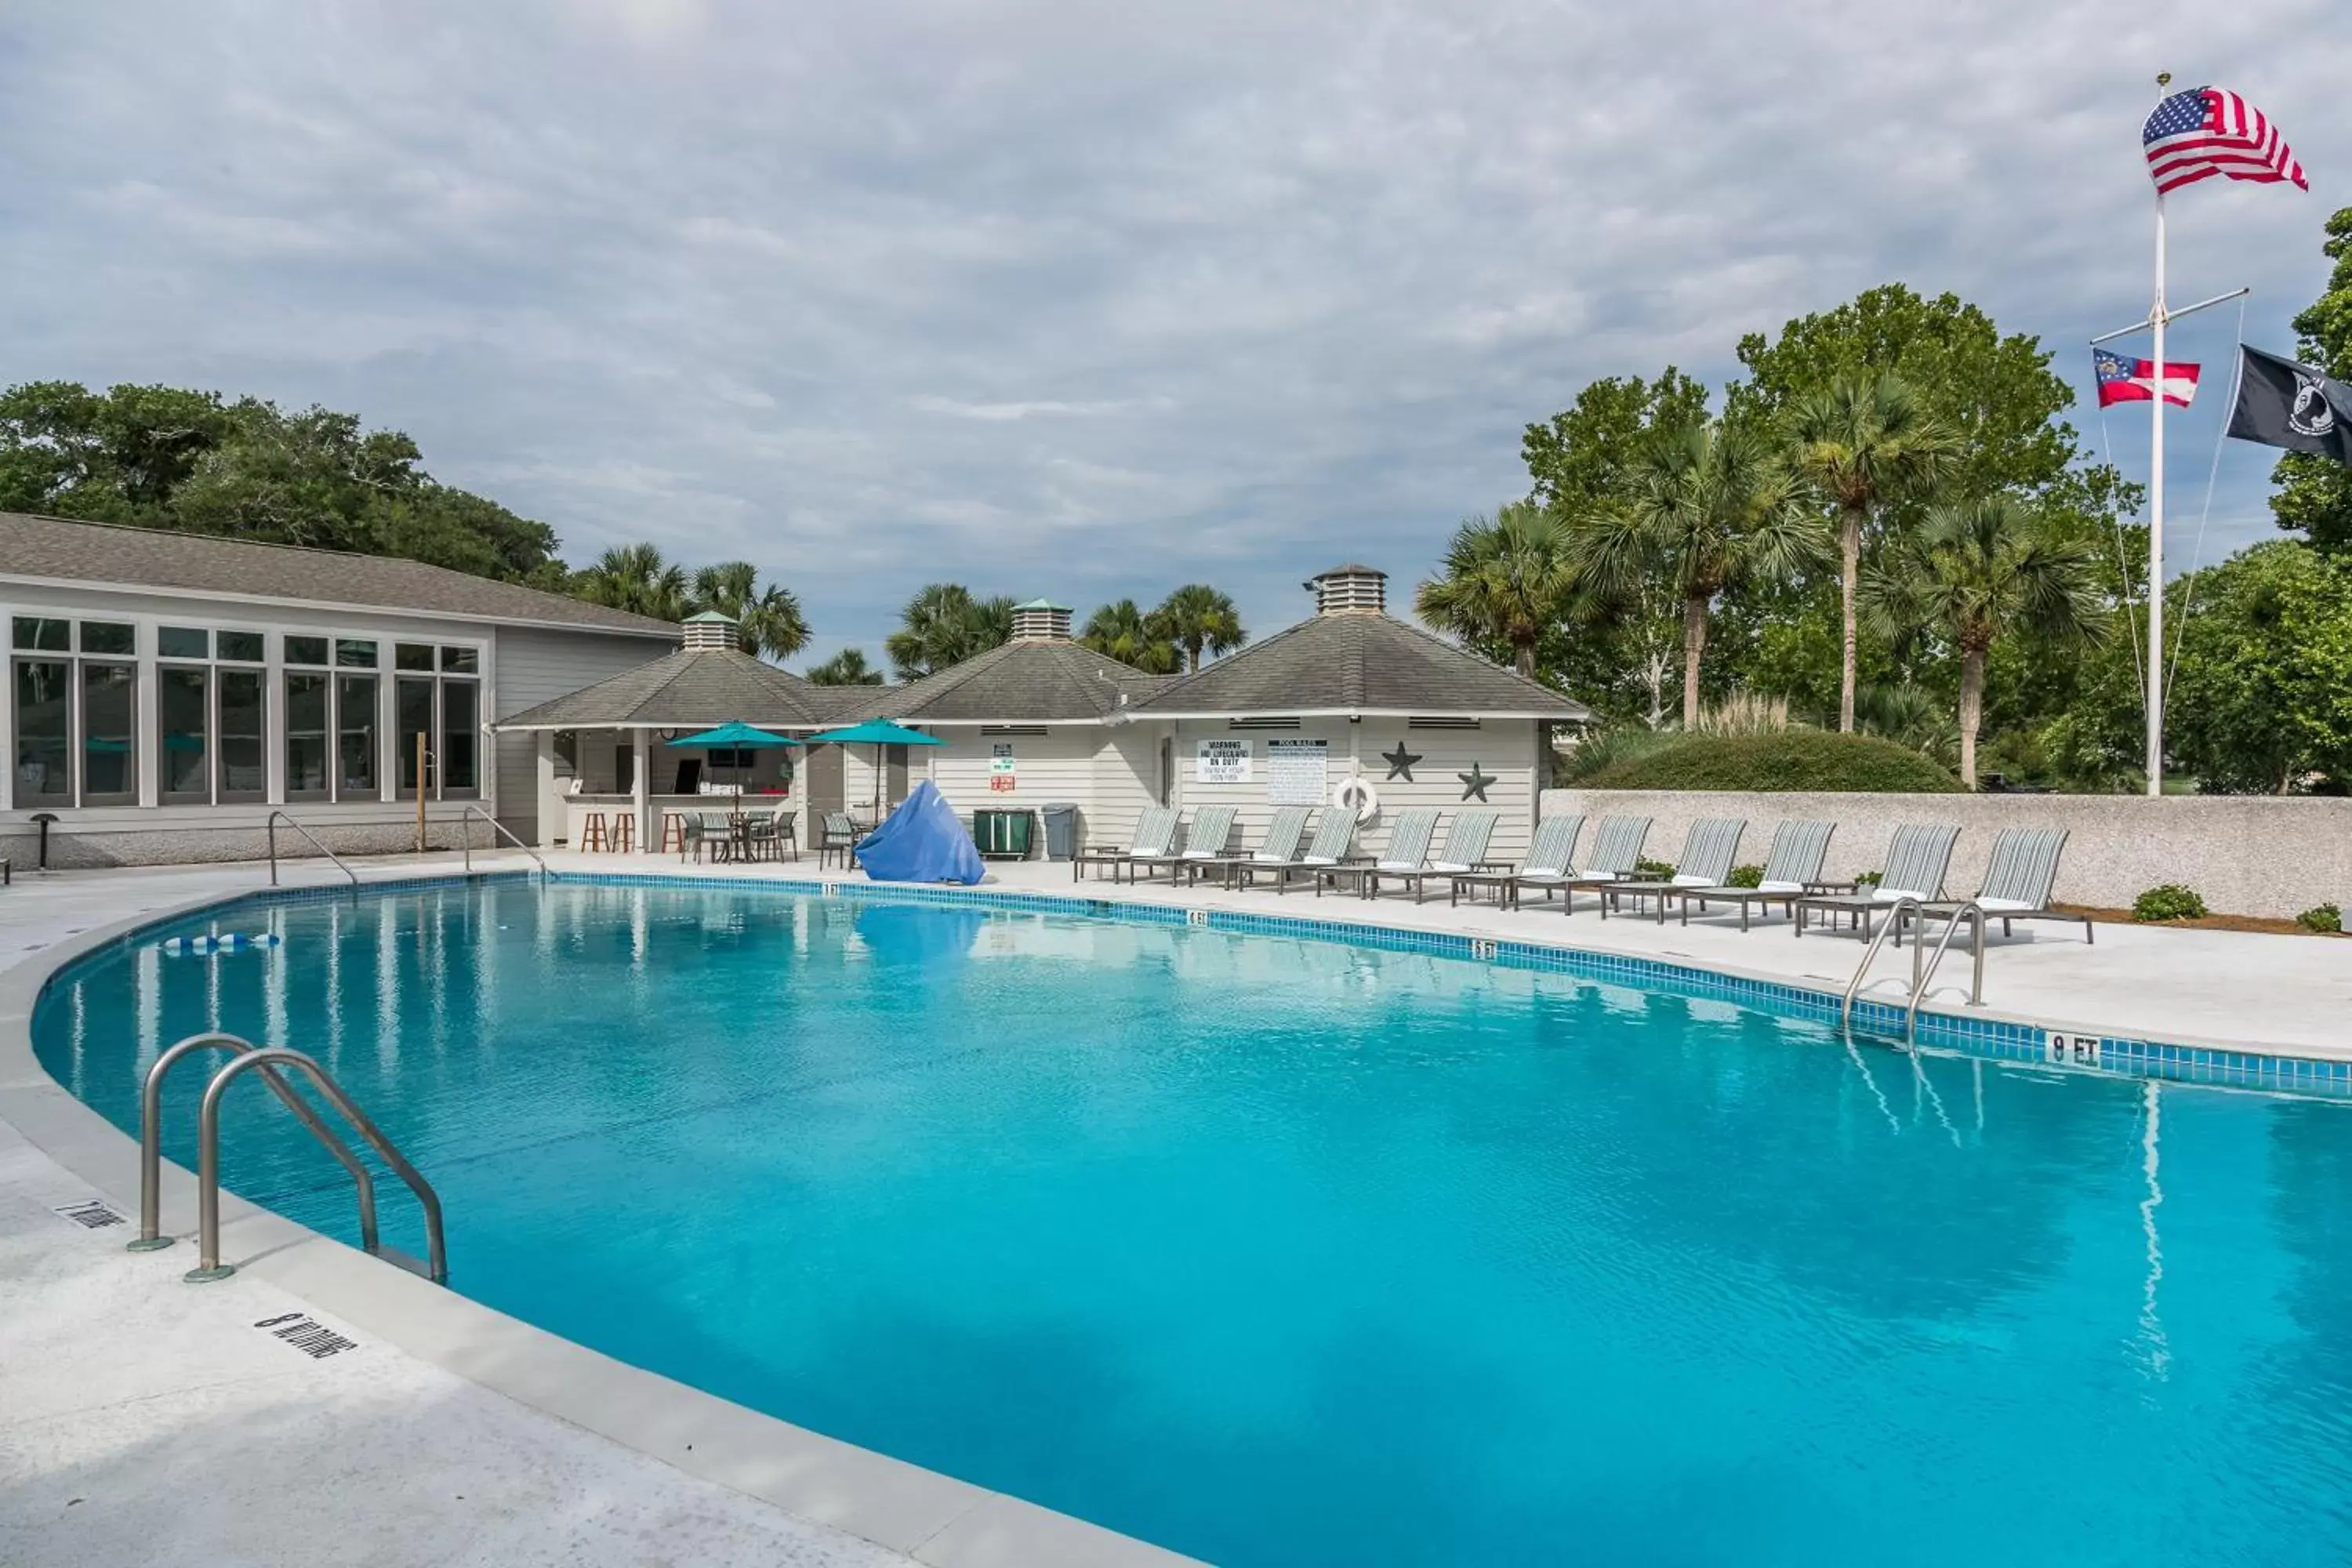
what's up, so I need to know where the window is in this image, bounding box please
[12,616,69,652]
[441,679,477,794]
[394,668,480,800]
[395,643,435,671]
[11,659,72,806]
[396,677,433,796]
[218,670,266,802]
[337,675,377,797]
[285,673,331,800]
[286,636,329,667]
[80,662,136,804]
[336,638,378,669]
[80,621,135,656]
[439,646,477,673]
[158,626,210,659]
[158,666,210,804]
[216,630,265,663]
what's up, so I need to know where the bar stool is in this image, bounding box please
[659,813,688,856]
[608,813,635,854]
[578,814,609,853]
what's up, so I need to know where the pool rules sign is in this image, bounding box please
[1266,739,1328,806]
[1196,739,1252,784]
[989,742,1017,793]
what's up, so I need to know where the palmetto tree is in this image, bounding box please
[690,560,810,660]
[1080,599,1181,673]
[1152,583,1246,673]
[574,542,689,622]
[1787,374,1958,733]
[1572,419,1826,727]
[884,583,1014,680]
[1864,496,2107,789]
[804,647,885,686]
[1414,501,1577,678]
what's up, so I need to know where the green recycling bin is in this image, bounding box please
[971,808,1035,860]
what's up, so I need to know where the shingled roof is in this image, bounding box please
[0,511,677,638]
[1129,610,1588,720]
[827,638,1172,725]
[494,646,837,729]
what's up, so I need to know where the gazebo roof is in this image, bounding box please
[823,639,1171,726]
[493,646,840,731]
[1130,611,1589,720]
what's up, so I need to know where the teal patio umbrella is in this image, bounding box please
[805,718,944,819]
[666,720,800,806]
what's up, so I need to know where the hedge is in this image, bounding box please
[1568,731,1963,793]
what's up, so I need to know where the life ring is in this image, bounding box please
[1332,775,1380,825]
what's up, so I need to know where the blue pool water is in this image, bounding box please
[32,880,2352,1566]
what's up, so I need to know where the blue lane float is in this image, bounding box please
[158,932,283,956]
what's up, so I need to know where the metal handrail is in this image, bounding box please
[452,804,550,880]
[1903,900,1987,1040]
[128,1032,380,1255]
[1839,896,1924,1028]
[266,809,360,887]
[186,1047,448,1285]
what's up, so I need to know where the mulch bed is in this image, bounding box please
[2053,903,2347,938]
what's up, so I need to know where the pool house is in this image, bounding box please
[0,511,677,867]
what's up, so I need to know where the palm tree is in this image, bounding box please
[1571,420,1826,727]
[689,560,809,660]
[1152,583,1246,673]
[1863,497,2107,789]
[574,543,688,621]
[884,583,1014,679]
[805,647,885,686]
[1786,375,1958,733]
[1080,599,1181,673]
[1414,501,1577,678]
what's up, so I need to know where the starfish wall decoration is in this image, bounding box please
[1457,762,1495,802]
[1380,742,1422,782]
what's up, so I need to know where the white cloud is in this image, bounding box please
[0,1,2345,663]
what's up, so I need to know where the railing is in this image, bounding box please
[265,809,360,887]
[452,804,550,880]
[1903,900,1986,1040]
[1839,896,1923,1029]
[184,1045,446,1284]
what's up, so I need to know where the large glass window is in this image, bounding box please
[441,680,478,796]
[337,675,377,797]
[219,670,266,802]
[285,673,331,800]
[12,659,72,806]
[80,662,136,804]
[159,666,211,804]
[395,677,434,797]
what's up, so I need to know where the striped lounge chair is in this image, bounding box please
[1552,814,1655,916]
[1181,805,1313,889]
[1922,826,2089,943]
[1600,818,1747,922]
[1251,808,1361,895]
[1448,814,1581,909]
[1795,822,1960,939]
[1665,820,1836,931]
[1382,810,1501,903]
[1327,808,1441,898]
[1112,807,1181,884]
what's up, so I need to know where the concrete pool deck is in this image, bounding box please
[2,850,2347,1566]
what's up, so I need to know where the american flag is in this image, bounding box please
[2143,86,2307,195]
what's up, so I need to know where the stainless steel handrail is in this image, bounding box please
[1839,895,1924,1028]
[452,804,550,880]
[186,1047,448,1285]
[1903,900,1987,1040]
[128,1032,380,1254]
[266,809,360,887]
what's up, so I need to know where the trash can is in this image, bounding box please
[971,808,1036,860]
[1040,803,1081,862]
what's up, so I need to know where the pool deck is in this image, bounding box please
[2,850,2347,1567]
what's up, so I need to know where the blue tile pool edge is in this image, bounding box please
[49,866,2352,1104]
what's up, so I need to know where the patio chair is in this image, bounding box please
[1917,826,2089,943]
[1249,808,1361,895]
[744,809,797,862]
[1381,810,1501,903]
[1600,818,1746,923]
[1663,820,1835,931]
[1325,808,1441,899]
[1177,805,1239,867]
[1111,806,1182,884]
[1448,813,1581,909]
[1550,815,1655,915]
[684,810,735,864]
[1181,806,1312,889]
[815,811,862,871]
[1795,822,1960,939]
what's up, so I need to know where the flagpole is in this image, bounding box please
[2144,74,2172,799]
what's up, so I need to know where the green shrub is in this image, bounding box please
[2133,884,2209,923]
[1572,730,1963,793]
[1555,725,1677,786]
[1633,857,1676,880]
[1855,869,1883,887]
[1726,864,1764,889]
[2297,903,2343,934]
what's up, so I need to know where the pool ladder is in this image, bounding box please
[1839,898,1987,1041]
[127,1032,448,1285]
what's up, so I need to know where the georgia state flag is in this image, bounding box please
[2095,348,2199,408]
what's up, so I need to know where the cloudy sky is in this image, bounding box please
[2,2,2345,667]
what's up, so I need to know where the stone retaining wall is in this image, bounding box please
[1537,789,2352,919]
[0,819,490,872]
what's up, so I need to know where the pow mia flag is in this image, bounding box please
[2227,345,2352,466]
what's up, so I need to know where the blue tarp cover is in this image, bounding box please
[853,780,986,885]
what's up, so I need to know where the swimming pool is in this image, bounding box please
[31,877,2352,1566]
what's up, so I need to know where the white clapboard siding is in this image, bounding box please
[1167,717,1543,865]
[490,626,673,834]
